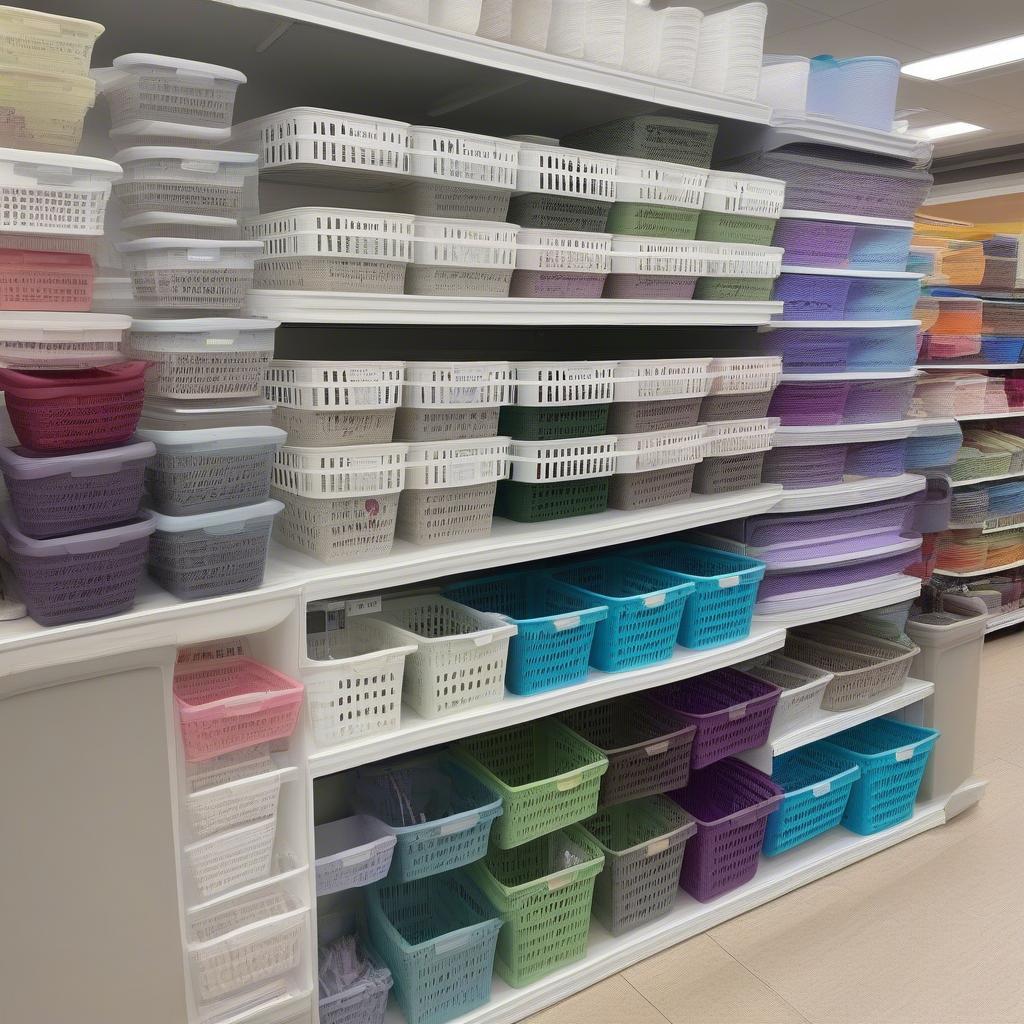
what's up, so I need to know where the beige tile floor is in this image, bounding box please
[524,629,1024,1024]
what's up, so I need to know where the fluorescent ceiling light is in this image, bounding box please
[916,121,985,141]
[903,35,1024,80]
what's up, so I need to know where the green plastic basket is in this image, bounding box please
[468,827,604,987]
[696,210,777,246]
[606,202,700,239]
[499,404,610,441]
[562,115,718,168]
[453,719,609,848]
[694,277,776,301]
[495,477,611,523]
[507,193,612,232]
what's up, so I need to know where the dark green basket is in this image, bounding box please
[696,210,778,246]
[499,404,611,441]
[694,276,776,301]
[507,193,611,232]
[605,202,700,239]
[562,115,718,169]
[496,478,611,523]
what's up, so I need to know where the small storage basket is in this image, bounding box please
[580,796,696,935]
[699,356,783,424]
[173,655,304,762]
[630,541,766,650]
[560,696,697,806]
[606,155,708,239]
[771,215,855,268]
[0,248,93,311]
[469,828,604,987]
[183,816,278,898]
[604,235,714,299]
[353,753,502,881]
[0,7,102,75]
[762,744,860,856]
[315,815,397,896]
[762,442,847,489]
[0,311,127,370]
[773,270,851,320]
[364,595,516,719]
[318,932,393,1024]
[563,114,719,169]
[544,557,694,672]
[510,227,612,298]
[697,170,786,246]
[453,719,609,849]
[184,747,287,839]
[610,425,706,510]
[739,652,832,735]
[406,216,518,297]
[671,757,783,902]
[0,64,95,153]
[609,357,712,433]
[818,719,939,834]
[397,360,513,441]
[694,417,778,494]
[843,377,916,424]
[501,360,617,441]
[845,437,908,478]
[366,871,501,1024]
[443,571,608,696]
[692,242,784,301]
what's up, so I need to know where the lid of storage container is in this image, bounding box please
[779,265,922,280]
[780,208,914,228]
[113,146,257,165]
[0,147,122,177]
[0,439,155,478]
[111,52,247,83]
[766,319,921,329]
[131,317,280,331]
[117,237,264,253]
[0,311,131,330]
[135,425,286,449]
[140,396,275,429]
[120,212,240,231]
[0,508,155,554]
[149,499,283,533]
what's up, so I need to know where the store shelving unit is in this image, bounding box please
[771,474,926,513]
[986,607,1024,633]
[752,574,924,629]
[951,470,1024,488]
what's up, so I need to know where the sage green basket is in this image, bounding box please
[606,202,699,239]
[696,209,777,246]
[499,403,610,441]
[694,276,776,301]
[453,719,609,848]
[562,115,718,168]
[495,477,610,523]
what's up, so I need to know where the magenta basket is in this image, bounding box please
[773,272,851,320]
[670,758,783,902]
[761,443,848,489]
[844,438,908,478]
[509,270,607,298]
[843,378,916,423]
[646,669,781,769]
[0,362,148,454]
[0,439,154,539]
[0,509,154,626]
[768,379,850,425]
[771,218,855,268]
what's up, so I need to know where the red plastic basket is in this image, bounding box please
[0,362,148,453]
[0,249,94,311]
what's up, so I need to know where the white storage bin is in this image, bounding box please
[0,149,121,237]
[708,356,784,395]
[118,238,263,310]
[511,227,612,298]
[610,424,706,510]
[265,359,405,447]
[126,317,278,399]
[120,211,241,241]
[615,155,708,211]
[406,216,518,296]
[94,53,245,143]
[507,434,618,482]
[245,207,415,294]
[397,360,513,440]
[546,0,627,67]
[610,357,713,433]
[183,816,278,898]
[0,64,95,154]
[0,311,129,369]
[691,2,767,101]
[398,435,511,544]
[271,443,407,564]
[186,751,291,840]
[703,170,787,223]
[740,651,832,736]
[232,106,411,189]
[427,0,483,32]
[702,416,778,457]
[0,5,103,75]
[477,0,553,49]
[622,2,702,83]
[365,594,516,718]
[606,235,718,298]
[512,361,618,407]
[315,815,398,896]
[757,55,810,111]
[714,242,785,278]
[113,147,258,217]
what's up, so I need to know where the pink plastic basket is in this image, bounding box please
[174,656,305,762]
[0,249,94,311]
[0,362,148,453]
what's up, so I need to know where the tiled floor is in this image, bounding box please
[524,629,1024,1024]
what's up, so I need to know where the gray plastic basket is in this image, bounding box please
[692,451,766,494]
[699,390,774,423]
[610,463,697,510]
[315,815,397,897]
[397,482,498,545]
[254,256,406,294]
[318,932,393,1024]
[404,266,512,297]
[608,397,703,434]
[507,193,612,232]
[394,181,512,221]
[581,797,697,936]
[562,115,718,168]
[394,405,500,442]
[273,405,397,447]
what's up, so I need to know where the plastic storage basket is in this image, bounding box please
[353,753,502,881]
[407,216,518,297]
[183,816,278,898]
[454,719,609,848]
[761,441,847,489]
[397,360,513,441]
[699,356,783,423]
[501,360,617,440]
[0,248,94,311]
[563,114,718,169]
[818,719,939,834]
[510,227,612,298]
[694,417,778,494]
[739,651,832,735]
[692,242,784,301]
[671,757,783,902]
[604,235,714,299]
[318,931,393,1024]
[0,64,95,153]
[606,154,708,239]
[0,311,128,369]
[544,557,694,672]
[609,358,712,433]
[119,210,242,240]
[610,425,706,510]
[698,169,786,246]
[843,377,917,424]
[769,378,850,426]
[443,570,608,696]
[0,6,102,75]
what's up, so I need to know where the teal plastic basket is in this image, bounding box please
[443,571,609,695]
[544,557,695,671]
[762,744,861,856]
[629,542,766,649]
[817,719,939,835]
[366,870,502,1024]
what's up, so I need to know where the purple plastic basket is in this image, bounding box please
[0,509,155,625]
[0,440,154,539]
[670,758,783,902]
[509,270,607,298]
[844,438,907,478]
[761,443,848,489]
[911,477,952,534]
[843,378,916,423]
[758,543,921,599]
[646,669,781,769]
[773,273,851,320]
[771,218,856,268]
[768,379,850,425]
[603,274,697,299]
[759,329,848,373]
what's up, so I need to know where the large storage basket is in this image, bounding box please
[544,557,695,672]
[0,64,95,153]
[318,931,393,1024]
[762,744,860,855]
[173,655,304,762]
[609,358,712,433]
[698,169,787,246]
[563,114,718,169]
[630,541,766,649]
[364,595,516,718]
[0,310,128,370]
[0,248,94,311]
[443,571,608,696]
[501,360,617,440]
[671,757,783,902]
[0,7,102,75]
[580,796,696,935]
[315,815,397,896]
[354,752,502,881]
[397,360,513,441]
[183,816,278,898]
[510,227,612,298]
[739,652,832,736]
[366,871,501,1024]
[818,719,939,834]
[560,696,696,806]
[610,425,706,510]
[454,719,609,848]
[469,828,604,987]
[406,216,517,297]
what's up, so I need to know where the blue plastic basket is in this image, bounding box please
[353,753,502,881]
[844,437,907,478]
[985,480,1024,518]
[980,335,1024,363]
[905,422,962,470]
[817,718,939,835]
[844,277,921,320]
[848,224,914,271]
[443,571,609,696]
[763,744,861,856]
[759,328,849,373]
[629,542,766,649]
[366,870,502,1024]
[845,324,919,371]
[545,557,694,672]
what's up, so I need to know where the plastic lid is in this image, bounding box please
[131,317,279,331]
[0,311,131,330]
[117,238,264,253]
[780,265,922,280]
[780,208,914,228]
[766,320,920,329]
[135,425,286,447]
[112,52,247,83]
[0,508,155,554]
[114,146,257,164]
[0,147,122,176]
[0,439,155,478]
[120,212,240,230]
[149,498,283,532]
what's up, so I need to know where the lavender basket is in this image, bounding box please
[768,380,850,425]
[772,217,856,268]
[761,443,848,489]
[773,272,851,320]
[843,378,917,424]
[844,438,908,478]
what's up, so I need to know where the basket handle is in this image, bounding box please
[811,781,832,798]
[211,691,275,714]
[546,873,577,891]
[894,746,916,762]
[645,838,671,857]
[717,575,742,589]
[438,814,479,836]
[555,773,584,792]
[642,593,666,609]
[643,740,670,756]
[434,933,474,955]
[551,614,582,631]
[727,703,748,721]
[339,846,375,865]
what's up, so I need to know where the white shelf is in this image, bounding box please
[753,574,923,628]
[981,518,1024,534]
[920,364,1023,370]
[770,474,926,513]
[308,625,786,776]
[986,606,1024,633]
[245,291,783,325]
[779,371,919,382]
[773,420,925,446]
[956,410,1024,421]
[762,113,933,164]
[951,470,1024,488]
[935,556,1024,578]
[386,798,946,1024]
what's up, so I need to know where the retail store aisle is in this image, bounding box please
[525,631,1024,1024]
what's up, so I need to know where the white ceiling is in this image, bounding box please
[697,0,1024,160]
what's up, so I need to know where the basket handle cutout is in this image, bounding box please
[555,773,584,792]
[439,815,479,836]
[644,741,670,756]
